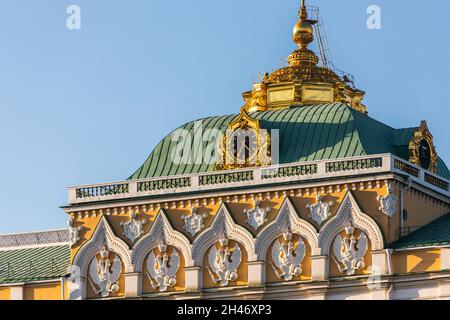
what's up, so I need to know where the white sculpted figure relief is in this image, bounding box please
[271,230,305,281]
[68,216,83,247]
[332,223,368,276]
[207,235,242,287]
[88,246,122,297]
[306,194,334,225]
[182,207,208,237]
[244,200,271,231]
[377,185,398,218]
[120,212,147,243]
[146,241,180,292]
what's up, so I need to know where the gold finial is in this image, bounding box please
[299,0,308,20]
[293,0,315,49]
[289,0,319,66]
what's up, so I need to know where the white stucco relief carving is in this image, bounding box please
[271,229,306,281]
[146,241,180,292]
[377,185,398,218]
[88,246,122,297]
[68,216,83,247]
[332,223,368,276]
[207,235,242,287]
[182,207,208,237]
[244,200,271,231]
[120,212,147,242]
[306,194,334,225]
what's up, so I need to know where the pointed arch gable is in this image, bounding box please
[191,203,256,266]
[318,190,385,255]
[72,215,133,276]
[255,197,320,259]
[131,209,193,270]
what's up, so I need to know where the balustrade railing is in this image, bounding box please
[326,157,383,173]
[137,177,191,192]
[199,171,254,186]
[76,183,129,199]
[424,173,449,192]
[68,154,450,204]
[394,159,420,178]
[262,164,317,180]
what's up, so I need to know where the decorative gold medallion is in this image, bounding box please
[408,121,438,173]
[216,108,271,171]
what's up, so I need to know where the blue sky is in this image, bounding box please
[0,0,449,233]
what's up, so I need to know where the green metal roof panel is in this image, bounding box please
[129,103,450,180]
[392,127,417,146]
[437,159,450,179]
[350,108,396,155]
[0,245,70,284]
[392,212,450,249]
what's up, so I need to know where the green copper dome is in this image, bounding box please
[129,103,450,180]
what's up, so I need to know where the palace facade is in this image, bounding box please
[1,1,450,300]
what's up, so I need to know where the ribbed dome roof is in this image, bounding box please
[129,103,450,180]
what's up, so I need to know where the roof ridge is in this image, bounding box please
[0,242,70,252]
[0,229,69,249]
[348,107,398,156]
[0,228,67,237]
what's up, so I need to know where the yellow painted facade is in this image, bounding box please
[393,249,442,274]
[0,279,76,301]
[0,287,10,300]
[403,192,447,232]
[61,180,450,298]
[2,180,439,300]
[70,214,102,261]
[24,283,63,301]
[69,184,394,260]
[69,181,447,266]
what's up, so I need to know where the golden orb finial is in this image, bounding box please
[289,0,319,66]
[293,0,315,49]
